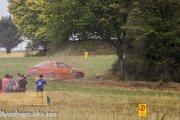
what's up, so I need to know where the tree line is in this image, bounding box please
[4,0,180,82]
[0,16,22,53]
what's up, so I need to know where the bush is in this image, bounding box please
[111,58,180,82]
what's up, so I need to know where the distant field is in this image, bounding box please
[0,55,179,120]
[0,51,25,58]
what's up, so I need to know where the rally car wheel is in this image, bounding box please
[76,72,83,79]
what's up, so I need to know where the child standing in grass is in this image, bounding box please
[36,74,47,92]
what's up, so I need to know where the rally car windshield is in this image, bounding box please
[35,62,49,67]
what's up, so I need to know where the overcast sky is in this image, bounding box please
[0,0,28,51]
[0,0,9,18]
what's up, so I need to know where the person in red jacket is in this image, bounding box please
[2,74,10,92]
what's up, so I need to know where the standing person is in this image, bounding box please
[36,74,47,92]
[16,73,21,85]
[18,75,28,92]
[2,74,9,92]
[15,73,21,92]
[7,75,17,92]
[16,73,21,81]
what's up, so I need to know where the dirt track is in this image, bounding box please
[53,79,180,91]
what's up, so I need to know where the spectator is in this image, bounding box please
[18,75,28,92]
[2,74,9,92]
[16,73,21,85]
[36,74,47,92]
[15,73,22,92]
[7,75,17,92]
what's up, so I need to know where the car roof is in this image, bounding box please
[35,61,64,65]
[38,61,61,63]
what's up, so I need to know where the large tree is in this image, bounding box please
[8,0,48,53]
[0,16,22,53]
[46,0,133,80]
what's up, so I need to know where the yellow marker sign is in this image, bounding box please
[138,104,147,116]
[84,51,89,59]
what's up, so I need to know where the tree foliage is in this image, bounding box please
[7,0,180,81]
[0,16,22,53]
[124,0,180,82]
[45,0,133,80]
[8,0,48,53]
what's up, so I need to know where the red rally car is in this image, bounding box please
[27,61,85,79]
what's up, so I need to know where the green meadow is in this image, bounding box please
[0,55,179,120]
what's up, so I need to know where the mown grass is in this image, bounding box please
[0,55,179,120]
[0,55,116,77]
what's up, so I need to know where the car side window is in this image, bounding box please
[35,62,49,67]
[57,63,67,68]
[52,63,58,68]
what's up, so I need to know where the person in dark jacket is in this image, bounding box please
[18,75,28,92]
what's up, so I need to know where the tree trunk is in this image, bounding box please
[100,30,125,80]
[6,48,11,54]
[116,44,125,80]
[42,45,47,55]
[40,41,48,56]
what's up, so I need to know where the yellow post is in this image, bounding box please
[84,51,89,59]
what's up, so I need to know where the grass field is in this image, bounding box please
[0,55,116,77]
[0,51,25,58]
[0,54,179,120]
